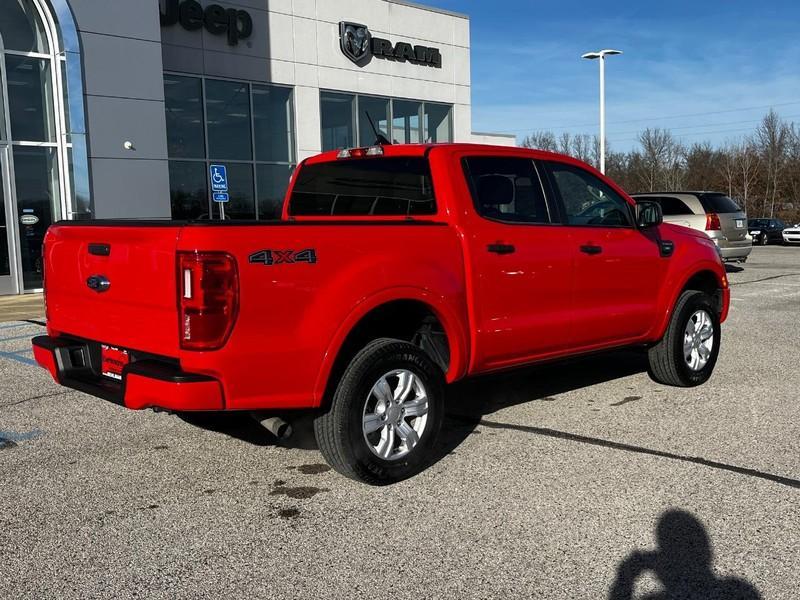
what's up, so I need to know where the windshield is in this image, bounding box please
[748,219,769,227]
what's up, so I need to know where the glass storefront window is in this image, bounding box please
[321,93,452,151]
[164,74,296,221]
[206,79,252,161]
[164,74,205,159]
[321,92,355,151]
[358,96,390,146]
[5,54,55,142]
[0,0,50,54]
[13,146,58,289]
[253,84,293,163]
[0,162,9,276]
[257,164,293,220]
[392,100,422,144]
[424,103,451,143]
[168,161,208,220]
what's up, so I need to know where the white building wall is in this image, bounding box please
[471,132,518,147]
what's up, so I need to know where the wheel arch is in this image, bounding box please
[654,265,728,340]
[312,288,469,407]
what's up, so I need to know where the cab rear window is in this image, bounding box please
[289,157,436,216]
[698,193,741,214]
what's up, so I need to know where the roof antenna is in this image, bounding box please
[365,111,391,145]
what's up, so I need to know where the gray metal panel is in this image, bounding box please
[90,158,171,219]
[85,96,168,161]
[68,0,162,42]
[80,33,165,101]
[203,50,270,83]
[162,43,205,75]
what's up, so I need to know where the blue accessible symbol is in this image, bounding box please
[209,164,228,192]
[213,192,229,203]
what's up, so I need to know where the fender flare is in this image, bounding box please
[312,286,469,405]
[652,261,728,340]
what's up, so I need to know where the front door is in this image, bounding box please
[543,159,666,347]
[462,155,574,372]
[0,145,18,294]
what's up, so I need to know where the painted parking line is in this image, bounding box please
[0,333,40,343]
[0,348,38,367]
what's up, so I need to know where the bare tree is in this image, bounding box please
[520,131,557,151]
[755,109,790,216]
[636,128,685,191]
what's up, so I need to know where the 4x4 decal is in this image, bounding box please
[248,249,317,266]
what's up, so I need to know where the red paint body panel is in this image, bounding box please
[35,144,730,412]
[123,373,224,411]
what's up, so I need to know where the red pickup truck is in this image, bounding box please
[32,143,729,484]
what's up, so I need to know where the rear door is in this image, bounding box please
[461,155,574,370]
[44,224,183,356]
[543,160,667,347]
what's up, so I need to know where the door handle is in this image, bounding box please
[580,244,603,255]
[487,243,515,255]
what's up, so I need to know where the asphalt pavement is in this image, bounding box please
[1,246,798,599]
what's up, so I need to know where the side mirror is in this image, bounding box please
[636,200,663,228]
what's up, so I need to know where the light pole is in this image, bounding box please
[581,49,622,174]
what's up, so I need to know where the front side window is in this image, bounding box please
[290,157,435,217]
[463,156,550,224]
[547,162,632,227]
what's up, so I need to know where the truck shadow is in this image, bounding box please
[176,349,650,456]
[432,349,649,463]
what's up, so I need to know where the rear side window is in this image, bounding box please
[462,157,550,223]
[289,157,435,216]
[652,196,694,216]
[698,193,741,214]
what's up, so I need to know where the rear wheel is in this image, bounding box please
[647,290,721,387]
[314,338,445,485]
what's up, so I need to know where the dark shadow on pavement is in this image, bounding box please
[725,263,745,273]
[430,349,649,464]
[609,509,761,599]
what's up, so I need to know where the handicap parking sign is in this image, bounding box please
[209,164,228,192]
[213,192,229,203]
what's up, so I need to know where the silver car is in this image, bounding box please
[782,223,800,244]
[632,192,752,263]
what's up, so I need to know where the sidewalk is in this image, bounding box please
[0,294,45,323]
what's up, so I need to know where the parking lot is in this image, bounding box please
[1,246,798,599]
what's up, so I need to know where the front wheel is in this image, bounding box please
[314,338,445,485]
[647,291,721,387]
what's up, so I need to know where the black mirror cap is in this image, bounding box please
[636,200,663,228]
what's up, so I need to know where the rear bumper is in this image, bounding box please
[32,335,224,411]
[718,241,752,261]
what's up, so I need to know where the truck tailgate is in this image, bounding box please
[44,224,182,356]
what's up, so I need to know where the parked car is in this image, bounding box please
[631,192,752,263]
[32,144,730,484]
[748,218,786,245]
[782,223,800,244]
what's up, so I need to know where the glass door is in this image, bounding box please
[0,145,18,294]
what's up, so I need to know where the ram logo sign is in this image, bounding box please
[338,22,442,68]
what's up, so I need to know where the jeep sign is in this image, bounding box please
[160,0,253,46]
[339,22,442,68]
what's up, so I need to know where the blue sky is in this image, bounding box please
[423,0,800,150]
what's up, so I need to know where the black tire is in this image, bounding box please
[313,338,445,485]
[647,290,721,387]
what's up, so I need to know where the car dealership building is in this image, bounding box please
[0,0,513,295]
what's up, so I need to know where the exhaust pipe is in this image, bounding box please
[254,415,293,440]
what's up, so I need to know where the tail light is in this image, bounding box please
[705,213,721,231]
[178,252,238,351]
